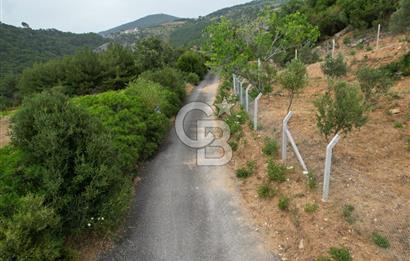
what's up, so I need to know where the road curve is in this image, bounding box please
[100,74,280,261]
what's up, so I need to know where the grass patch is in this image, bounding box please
[329,247,352,261]
[236,160,256,179]
[262,137,279,157]
[304,203,319,214]
[229,140,238,151]
[257,184,276,199]
[307,171,317,190]
[394,121,404,129]
[316,257,332,261]
[267,160,287,182]
[372,232,390,249]
[278,195,290,211]
[342,204,355,224]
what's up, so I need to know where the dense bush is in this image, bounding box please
[321,54,347,79]
[74,79,177,172]
[390,0,410,33]
[10,92,132,233]
[139,67,186,102]
[356,67,392,104]
[0,92,134,259]
[383,51,410,78]
[134,37,178,72]
[314,81,367,139]
[176,51,208,79]
[0,75,19,110]
[185,72,200,85]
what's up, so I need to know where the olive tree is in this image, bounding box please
[314,81,367,140]
[278,59,308,112]
[356,66,393,104]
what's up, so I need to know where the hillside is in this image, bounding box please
[100,14,180,37]
[169,0,286,47]
[101,1,285,47]
[0,23,107,77]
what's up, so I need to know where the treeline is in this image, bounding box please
[0,37,208,259]
[281,0,400,37]
[0,38,207,110]
[0,23,106,77]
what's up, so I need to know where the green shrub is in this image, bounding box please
[329,247,352,261]
[357,67,393,104]
[343,36,352,46]
[316,256,332,261]
[307,171,317,190]
[372,232,390,248]
[390,0,410,33]
[139,67,186,102]
[229,140,239,151]
[342,204,355,224]
[299,45,320,64]
[314,81,367,140]
[11,92,133,233]
[321,54,347,78]
[186,72,200,85]
[0,194,63,260]
[267,160,287,182]
[278,195,290,211]
[394,121,404,129]
[176,50,207,78]
[383,52,410,77]
[74,79,175,171]
[257,184,276,199]
[304,203,319,213]
[236,160,257,179]
[262,137,279,157]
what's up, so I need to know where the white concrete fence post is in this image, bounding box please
[282,112,293,161]
[245,85,251,112]
[376,24,381,50]
[240,80,245,106]
[232,74,236,93]
[322,134,341,202]
[253,93,263,131]
[332,39,336,58]
[282,111,308,173]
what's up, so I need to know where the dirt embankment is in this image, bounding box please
[0,117,10,148]
[228,34,410,260]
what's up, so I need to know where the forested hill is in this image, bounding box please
[0,23,107,77]
[100,14,180,37]
[169,0,286,47]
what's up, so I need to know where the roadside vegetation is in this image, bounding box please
[0,36,207,259]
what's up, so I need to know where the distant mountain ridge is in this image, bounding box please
[0,23,106,77]
[100,14,181,37]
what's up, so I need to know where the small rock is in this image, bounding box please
[389,108,401,114]
[298,239,304,249]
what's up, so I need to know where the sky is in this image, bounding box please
[1,0,252,33]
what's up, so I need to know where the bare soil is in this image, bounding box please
[228,34,410,260]
[0,117,10,148]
